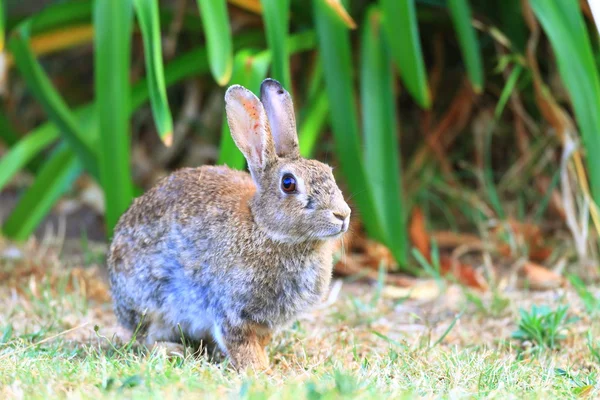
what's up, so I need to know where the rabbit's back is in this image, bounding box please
[107,166,257,332]
[109,165,255,266]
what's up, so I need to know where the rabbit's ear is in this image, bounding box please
[260,79,300,159]
[225,85,276,178]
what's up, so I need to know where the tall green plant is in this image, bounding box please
[313,0,384,243]
[361,6,408,266]
[94,0,135,235]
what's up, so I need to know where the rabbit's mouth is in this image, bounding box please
[320,223,349,239]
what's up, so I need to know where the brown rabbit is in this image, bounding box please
[107,79,351,371]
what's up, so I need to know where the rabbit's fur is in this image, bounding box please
[108,79,350,371]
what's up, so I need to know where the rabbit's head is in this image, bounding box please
[225,79,350,243]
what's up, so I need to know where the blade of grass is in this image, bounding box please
[133,0,174,145]
[361,6,408,267]
[494,64,522,118]
[94,0,135,235]
[431,311,463,348]
[196,0,233,85]
[530,0,600,205]
[313,0,383,241]
[8,22,98,178]
[447,0,484,93]
[260,0,291,89]
[2,144,82,241]
[379,0,431,108]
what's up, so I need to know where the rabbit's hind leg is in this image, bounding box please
[144,316,187,358]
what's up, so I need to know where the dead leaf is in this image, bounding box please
[334,256,415,287]
[431,231,482,249]
[440,255,488,290]
[520,262,564,290]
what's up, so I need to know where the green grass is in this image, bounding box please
[1,241,600,399]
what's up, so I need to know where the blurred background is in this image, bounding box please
[0,0,598,287]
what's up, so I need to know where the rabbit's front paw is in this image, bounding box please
[222,326,271,372]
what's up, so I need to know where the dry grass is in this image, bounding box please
[1,237,599,399]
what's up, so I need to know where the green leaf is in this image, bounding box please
[530,0,600,204]
[447,0,484,92]
[298,90,328,158]
[133,0,174,145]
[9,22,98,178]
[94,0,135,235]
[361,6,408,267]
[2,144,82,241]
[0,111,20,147]
[0,128,58,193]
[261,0,291,89]
[380,0,431,108]
[313,0,383,240]
[299,57,328,158]
[196,0,233,85]
[24,0,92,35]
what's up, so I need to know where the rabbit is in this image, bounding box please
[107,78,351,371]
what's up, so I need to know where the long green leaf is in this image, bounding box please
[530,0,600,204]
[133,0,174,145]
[447,0,484,93]
[298,57,328,158]
[9,22,98,177]
[196,0,233,85]
[260,0,291,89]
[361,6,407,267]
[313,0,383,240]
[298,91,328,158]
[0,111,20,147]
[380,0,431,108]
[2,145,82,241]
[25,0,92,34]
[0,129,58,193]
[94,0,135,235]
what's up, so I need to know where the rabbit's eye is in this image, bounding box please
[281,174,297,193]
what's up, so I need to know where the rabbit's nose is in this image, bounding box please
[333,211,346,221]
[332,205,351,221]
